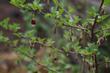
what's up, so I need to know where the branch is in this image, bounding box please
[91,0,104,42]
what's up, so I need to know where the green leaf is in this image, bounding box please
[9,23,20,32]
[0,18,9,29]
[10,0,26,7]
[24,30,36,38]
[0,33,9,42]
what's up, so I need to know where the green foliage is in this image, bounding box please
[0,32,9,42]
[27,0,43,11]
[0,0,110,73]
[79,43,98,56]
[10,0,26,7]
[104,0,110,5]
[0,18,20,32]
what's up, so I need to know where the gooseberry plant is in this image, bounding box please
[0,0,110,73]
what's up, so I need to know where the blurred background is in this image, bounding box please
[0,0,110,73]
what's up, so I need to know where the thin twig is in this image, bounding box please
[63,24,87,30]
[94,54,98,73]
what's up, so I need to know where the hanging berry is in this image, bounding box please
[31,11,36,27]
[31,18,36,27]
